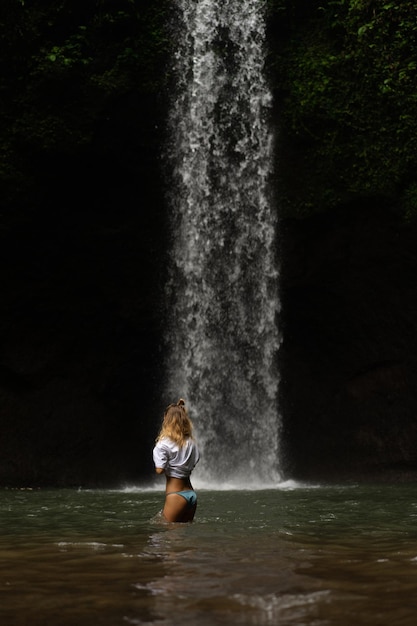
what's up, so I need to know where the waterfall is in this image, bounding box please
[164,0,282,486]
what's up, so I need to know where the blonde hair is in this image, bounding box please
[156,398,194,447]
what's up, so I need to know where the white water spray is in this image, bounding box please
[165,0,282,485]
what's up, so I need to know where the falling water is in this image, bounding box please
[164,0,281,485]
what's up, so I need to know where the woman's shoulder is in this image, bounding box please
[157,436,177,449]
[186,437,199,452]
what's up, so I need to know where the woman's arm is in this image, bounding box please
[155,467,165,475]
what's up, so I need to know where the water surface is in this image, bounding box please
[1,484,417,625]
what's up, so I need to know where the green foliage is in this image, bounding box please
[2,0,417,222]
[0,0,172,208]
[39,28,92,69]
[270,0,417,218]
[403,183,417,223]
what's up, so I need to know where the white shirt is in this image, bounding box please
[153,437,200,479]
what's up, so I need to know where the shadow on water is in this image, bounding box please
[1,484,417,625]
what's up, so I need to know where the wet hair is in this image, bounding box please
[156,398,195,447]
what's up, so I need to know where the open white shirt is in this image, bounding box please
[153,437,200,479]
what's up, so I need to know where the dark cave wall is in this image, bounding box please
[0,0,175,486]
[0,94,169,487]
[1,0,417,487]
[279,204,417,482]
[3,189,417,486]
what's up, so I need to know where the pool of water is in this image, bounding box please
[1,483,417,625]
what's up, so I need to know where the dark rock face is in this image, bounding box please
[0,215,165,487]
[1,63,417,486]
[0,94,169,488]
[2,178,417,487]
[279,204,417,482]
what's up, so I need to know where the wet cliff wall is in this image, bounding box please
[279,206,417,482]
[0,1,172,486]
[0,1,416,486]
[271,0,417,481]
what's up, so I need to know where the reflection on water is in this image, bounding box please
[1,485,417,625]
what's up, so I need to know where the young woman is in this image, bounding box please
[153,399,200,522]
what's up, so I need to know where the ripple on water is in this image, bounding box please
[1,485,417,626]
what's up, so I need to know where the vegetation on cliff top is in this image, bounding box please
[268,0,417,218]
[1,0,417,218]
[0,0,172,211]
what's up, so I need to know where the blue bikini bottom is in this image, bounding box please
[167,489,197,507]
